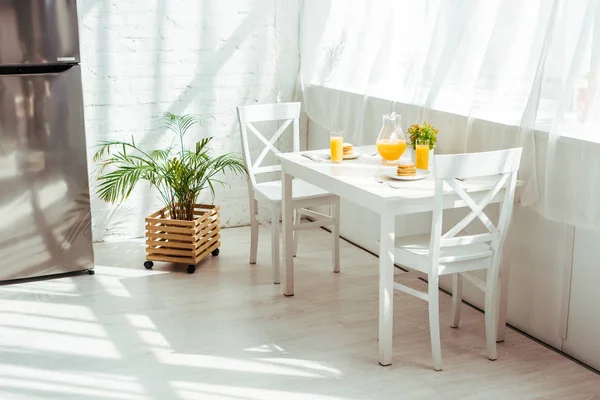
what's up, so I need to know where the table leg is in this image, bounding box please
[497,255,509,342]
[378,212,395,366]
[282,167,294,296]
[332,199,340,273]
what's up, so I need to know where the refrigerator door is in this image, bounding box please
[0,0,80,66]
[0,65,94,281]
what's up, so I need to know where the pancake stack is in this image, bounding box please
[343,143,354,157]
[397,163,416,177]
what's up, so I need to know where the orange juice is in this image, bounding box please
[330,136,344,163]
[376,139,407,162]
[416,144,429,170]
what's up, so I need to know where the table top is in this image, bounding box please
[278,146,515,213]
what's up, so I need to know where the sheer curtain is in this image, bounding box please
[299,0,600,229]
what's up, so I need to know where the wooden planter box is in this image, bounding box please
[144,204,221,274]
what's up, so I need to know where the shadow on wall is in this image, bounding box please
[78,0,300,241]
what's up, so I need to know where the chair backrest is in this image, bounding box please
[428,148,523,273]
[237,102,301,187]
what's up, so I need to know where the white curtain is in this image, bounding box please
[299,0,600,230]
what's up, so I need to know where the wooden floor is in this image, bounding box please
[0,226,598,400]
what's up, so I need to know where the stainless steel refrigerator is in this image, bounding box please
[0,0,94,281]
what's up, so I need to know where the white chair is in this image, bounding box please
[236,102,340,284]
[393,148,522,371]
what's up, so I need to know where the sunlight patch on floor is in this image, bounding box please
[244,343,287,354]
[126,314,172,348]
[95,265,169,278]
[0,299,97,321]
[93,265,170,297]
[0,313,107,338]
[95,274,132,297]
[0,300,120,359]
[0,278,80,298]
[0,364,146,399]
[0,326,121,359]
[155,351,333,379]
[169,381,351,400]
[259,358,344,378]
[125,314,157,329]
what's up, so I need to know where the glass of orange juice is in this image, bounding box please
[415,139,429,170]
[376,139,407,163]
[330,131,344,163]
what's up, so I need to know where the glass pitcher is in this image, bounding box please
[376,112,408,163]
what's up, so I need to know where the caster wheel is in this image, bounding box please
[187,265,196,274]
[85,269,95,275]
[211,248,220,257]
[144,261,154,270]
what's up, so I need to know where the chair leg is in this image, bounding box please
[271,206,280,284]
[497,257,510,342]
[428,274,443,371]
[485,267,500,360]
[332,200,340,273]
[293,209,299,258]
[249,200,259,264]
[451,273,463,328]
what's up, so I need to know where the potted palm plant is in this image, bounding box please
[93,113,247,274]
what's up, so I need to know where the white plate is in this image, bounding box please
[343,151,360,160]
[324,152,361,160]
[385,169,430,181]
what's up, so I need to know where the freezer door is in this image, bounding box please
[0,0,80,66]
[0,65,94,281]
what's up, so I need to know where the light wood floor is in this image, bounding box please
[0,226,598,400]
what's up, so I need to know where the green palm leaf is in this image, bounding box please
[94,113,247,220]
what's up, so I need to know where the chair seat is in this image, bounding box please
[394,233,494,276]
[254,179,334,203]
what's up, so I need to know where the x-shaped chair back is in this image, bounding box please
[429,148,523,276]
[237,102,301,187]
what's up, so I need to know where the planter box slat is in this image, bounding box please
[148,209,164,218]
[192,204,220,212]
[147,254,196,264]
[148,247,194,257]
[194,234,220,256]
[195,220,220,240]
[146,232,194,243]
[196,241,220,260]
[194,211,219,225]
[145,203,220,268]
[194,216,214,231]
[145,217,195,227]
[196,228,219,243]
[146,239,195,250]
[146,224,195,235]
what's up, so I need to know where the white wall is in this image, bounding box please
[77,0,300,241]
[563,228,600,370]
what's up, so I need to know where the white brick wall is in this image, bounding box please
[77,0,300,241]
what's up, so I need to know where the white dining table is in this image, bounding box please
[278,146,516,366]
